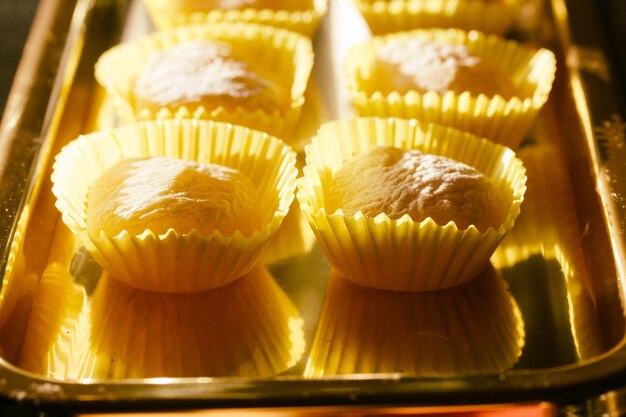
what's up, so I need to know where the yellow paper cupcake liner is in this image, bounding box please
[355,0,517,36]
[94,22,314,141]
[305,265,524,376]
[296,117,527,292]
[261,198,317,265]
[51,119,298,293]
[344,28,556,149]
[143,0,328,38]
[262,153,316,264]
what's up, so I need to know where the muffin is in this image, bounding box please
[133,40,286,116]
[344,28,556,149]
[354,0,517,37]
[326,145,507,232]
[373,38,515,99]
[86,156,264,238]
[95,22,314,140]
[51,119,298,293]
[142,0,327,37]
[296,117,526,292]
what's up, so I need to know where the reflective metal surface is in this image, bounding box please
[0,0,625,414]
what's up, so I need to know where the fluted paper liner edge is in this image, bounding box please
[51,119,298,293]
[143,0,328,37]
[296,117,526,292]
[355,0,516,36]
[94,21,314,141]
[344,28,556,149]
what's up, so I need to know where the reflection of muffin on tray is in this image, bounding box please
[354,0,517,37]
[20,265,305,379]
[51,119,298,293]
[491,144,606,361]
[297,117,526,291]
[305,265,525,376]
[17,262,87,377]
[143,0,327,37]
[86,266,304,379]
[95,22,314,139]
[344,28,556,148]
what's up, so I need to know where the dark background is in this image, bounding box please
[602,0,626,102]
[0,0,39,117]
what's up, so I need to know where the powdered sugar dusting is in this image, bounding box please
[87,156,263,237]
[378,39,479,95]
[327,146,507,231]
[112,157,233,221]
[135,41,279,108]
[376,38,515,98]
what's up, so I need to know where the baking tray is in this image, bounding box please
[0,0,626,414]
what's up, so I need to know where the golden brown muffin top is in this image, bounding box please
[326,145,507,231]
[134,40,286,114]
[374,38,515,98]
[87,156,263,237]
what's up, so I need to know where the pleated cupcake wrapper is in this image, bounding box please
[355,0,516,36]
[51,119,298,293]
[305,266,524,376]
[344,28,556,149]
[85,266,304,378]
[296,117,527,292]
[95,21,313,140]
[261,198,317,265]
[148,105,302,142]
[143,0,328,37]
